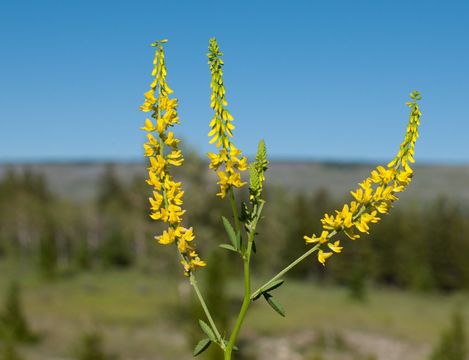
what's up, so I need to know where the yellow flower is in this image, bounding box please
[207,150,228,170]
[157,228,176,245]
[146,172,162,190]
[328,241,343,253]
[321,214,343,231]
[190,257,207,268]
[141,118,156,132]
[165,132,180,147]
[216,171,230,198]
[149,155,166,175]
[318,250,333,266]
[149,191,163,211]
[167,150,184,166]
[304,230,329,244]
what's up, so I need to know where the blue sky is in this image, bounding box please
[0,0,468,163]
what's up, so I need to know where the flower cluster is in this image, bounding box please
[304,91,422,265]
[140,40,205,274]
[207,38,248,198]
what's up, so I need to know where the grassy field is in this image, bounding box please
[0,262,468,360]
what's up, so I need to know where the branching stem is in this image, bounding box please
[189,274,225,349]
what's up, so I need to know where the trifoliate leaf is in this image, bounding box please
[193,338,211,356]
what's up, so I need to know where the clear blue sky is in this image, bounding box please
[1,0,468,163]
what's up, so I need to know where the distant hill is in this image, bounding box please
[1,161,469,204]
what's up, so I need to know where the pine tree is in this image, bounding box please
[75,331,112,360]
[430,311,466,360]
[0,282,35,343]
[38,221,58,279]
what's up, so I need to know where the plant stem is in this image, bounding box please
[251,207,370,300]
[189,274,225,349]
[225,201,264,359]
[224,231,254,359]
[251,243,321,300]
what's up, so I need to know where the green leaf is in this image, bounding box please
[193,338,211,356]
[222,216,239,249]
[198,320,216,342]
[219,244,238,253]
[263,293,285,317]
[263,279,284,293]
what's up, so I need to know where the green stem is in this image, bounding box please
[224,232,254,359]
[225,201,264,359]
[251,243,321,300]
[189,274,225,349]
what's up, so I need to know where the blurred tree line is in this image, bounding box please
[0,158,468,292]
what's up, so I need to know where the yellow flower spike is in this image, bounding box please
[207,38,247,197]
[140,39,205,274]
[307,92,422,266]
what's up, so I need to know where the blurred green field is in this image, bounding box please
[1,262,468,360]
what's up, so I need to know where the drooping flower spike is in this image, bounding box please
[140,39,205,275]
[207,38,248,198]
[304,91,422,265]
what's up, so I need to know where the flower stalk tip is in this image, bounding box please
[140,40,205,275]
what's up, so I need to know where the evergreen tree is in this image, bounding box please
[100,227,133,268]
[430,311,466,360]
[38,221,58,279]
[0,282,35,343]
[75,331,113,360]
[97,164,128,210]
[427,198,469,291]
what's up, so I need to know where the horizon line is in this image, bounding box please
[0,157,468,167]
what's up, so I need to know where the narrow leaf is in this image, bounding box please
[262,279,284,293]
[193,338,211,356]
[219,244,238,253]
[222,216,238,249]
[198,320,216,342]
[263,293,285,317]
